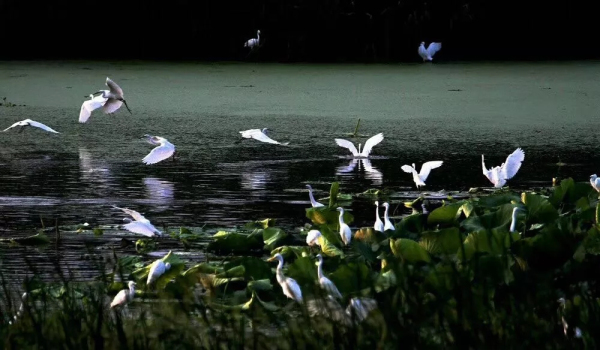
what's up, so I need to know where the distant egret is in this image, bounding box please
[306,296,377,326]
[336,207,352,245]
[382,202,395,231]
[110,281,136,308]
[3,119,59,134]
[418,42,442,62]
[334,133,384,158]
[374,201,384,232]
[239,128,289,145]
[87,77,132,118]
[147,260,171,286]
[78,94,108,123]
[306,184,325,207]
[306,229,322,246]
[590,174,600,192]
[482,148,525,188]
[142,134,176,165]
[244,30,261,49]
[401,161,443,188]
[112,205,162,237]
[267,253,303,303]
[315,254,342,299]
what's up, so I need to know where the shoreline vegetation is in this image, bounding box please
[2,179,600,349]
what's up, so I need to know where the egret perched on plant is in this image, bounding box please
[306,230,322,246]
[147,260,171,286]
[3,119,59,134]
[482,148,525,188]
[244,30,261,49]
[382,202,395,231]
[334,133,384,158]
[306,296,377,326]
[316,254,342,299]
[374,201,384,232]
[418,42,442,62]
[267,253,303,303]
[306,184,325,207]
[112,205,162,237]
[336,207,352,245]
[142,134,176,165]
[590,174,600,192]
[239,128,289,145]
[110,281,136,308]
[78,94,108,123]
[401,161,443,188]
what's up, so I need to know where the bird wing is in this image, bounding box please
[418,45,428,59]
[334,139,359,156]
[143,144,175,165]
[2,121,22,132]
[285,278,303,303]
[481,154,493,181]
[306,230,322,245]
[110,289,128,308]
[306,297,350,326]
[418,161,443,181]
[123,221,160,237]
[360,133,384,157]
[427,42,442,57]
[79,96,107,123]
[102,99,123,114]
[251,130,287,145]
[401,164,416,174]
[147,261,166,284]
[26,120,60,133]
[112,205,147,221]
[320,277,343,299]
[501,148,525,180]
[106,77,124,96]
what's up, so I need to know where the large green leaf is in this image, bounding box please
[550,177,596,207]
[223,257,272,281]
[285,256,319,291]
[459,230,520,260]
[318,235,345,257]
[420,227,464,255]
[390,238,431,263]
[247,279,273,293]
[393,213,426,239]
[270,246,310,261]
[306,207,354,229]
[476,193,520,208]
[329,182,340,208]
[461,203,516,233]
[261,227,290,250]
[427,201,465,226]
[207,231,264,254]
[329,262,371,295]
[521,192,559,224]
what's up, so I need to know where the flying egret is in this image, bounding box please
[110,281,136,308]
[239,128,289,145]
[88,77,132,117]
[244,30,261,49]
[374,201,384,232]
[267,253,303,303]
[3,119,59,134]
[147,260,171,286]
[142,134,176,165]
[334,133,384,158]
[382,202,395,231]
[306,296,377,326]
[482,148,525,188]
[316,254,342,299]
[78,94,108,123]
[336,207,352,245]
[306,184,325,207]
[112,205,162,237]
[306,229,322,246]
[590,174,600,192]
[418,42,442,62]
[401,161,443,188]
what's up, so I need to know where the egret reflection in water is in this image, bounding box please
[78,148,115,195]
[241,170,270,190]
[143,177,175,208]
[336,158,383,185]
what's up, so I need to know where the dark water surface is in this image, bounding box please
[1,61,600,283]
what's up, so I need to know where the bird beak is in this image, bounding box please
[266,256,276,262]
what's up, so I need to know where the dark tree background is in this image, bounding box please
[0,0,597,61]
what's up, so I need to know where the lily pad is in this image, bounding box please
[390,238,431,263]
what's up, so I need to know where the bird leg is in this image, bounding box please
[121,99,132,114]
[172,150,176,162]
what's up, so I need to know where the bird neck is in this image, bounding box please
[308,189,317,205]
[384,205,389,220]
[338,210,344,224]
[375,205,381,221]
[510,210,518,232]
[317,259,324,279]
[128,285,135,297]
[276,261,285,283]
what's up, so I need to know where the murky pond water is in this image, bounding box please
[1,60,599,283]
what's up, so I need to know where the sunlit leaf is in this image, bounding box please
[390,238,431,263]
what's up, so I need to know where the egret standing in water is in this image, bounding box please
[316,254,342,299]
[3,119,59,134]
[382,202,395,231]
[267,253,303,303]
[482,148,525,188]
[374,201,384,232]
[336,207,352,245]
[306,184,325,207]
[306,229,323,247]
[401,161,443,188]
[85,77,132,120]
[147,260,171,286]
[418,42,442,62]
[110,281,136,308]
[334,133,384,158]
[142,134,176,165]
[239,128,289,145]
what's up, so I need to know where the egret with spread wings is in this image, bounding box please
[334,133,383,158]
[239,128,289,145]
[142,134,176,165]
[3,119,59,134]
[80,77,131,123]
[482,148,525,188]
[418,42,442,62]
[112,205,162,237]
[401,161,443,188]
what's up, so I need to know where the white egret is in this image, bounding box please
[509,207,523,233]
[110,281,136,308]
[147,260,171,286]
[267,253,303,303]
[374,201,384,232]
[590,174,600,192]
[418,42,442,62]
[401,161,443,188]
[142,134,176,165]
[306,296,377,326]
[482,148,525,188]
[78,94,108,123]
[88,77,132,118]
[244,30,261,49]
[334,133,384,158]
[382,202,395,231]
[239,128,289,145]
[3,119,59,134]
[336,207,352,245]
[306,229,322,246]
[112,205,162,237]
[316,254,342,299]
[306,184,325,207]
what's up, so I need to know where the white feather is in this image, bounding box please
[110,281,136,308]
[239,128,288,145]
[482,148,525,188]
[306,230,322,246]
[374,201,384,232]
[418,42,442,61]
[382,202,395,231]
[142,135,176,165]
[3,119,59,133]
[123,221,162,237]
[316,254,342,299]
[402,161,443,188]
[334,133,383,158]
[79,95,108,123]
[147,260,171,285]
